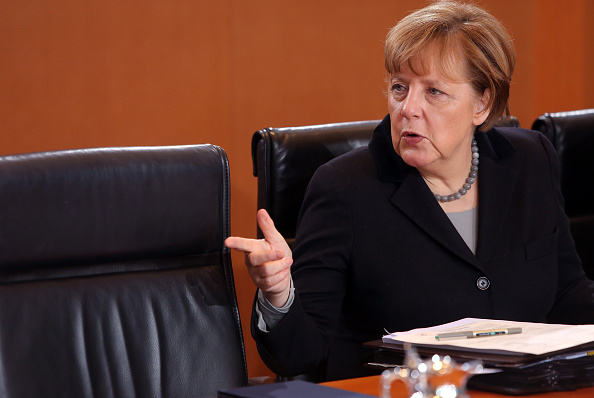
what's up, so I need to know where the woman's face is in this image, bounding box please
[388,54,490,173]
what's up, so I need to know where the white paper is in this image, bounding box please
[382,318,594,356]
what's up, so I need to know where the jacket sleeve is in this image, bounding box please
[251,161,354,376]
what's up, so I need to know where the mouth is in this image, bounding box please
[402,131,425,138]
[401,131,424,144]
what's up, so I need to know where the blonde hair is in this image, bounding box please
[384,0,515,131]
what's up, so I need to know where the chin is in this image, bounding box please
[398,149,433,169]
[402,158,430,169]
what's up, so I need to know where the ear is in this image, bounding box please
[472,88,491,126]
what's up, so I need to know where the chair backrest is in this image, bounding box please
[531,109,594,218]
[531,109,594,280]
[251,116,520,246]
[252,120,379,245]
[0,144,247,398]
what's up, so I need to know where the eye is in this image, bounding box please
[390,83,408,100]
[391,83,406,93]
[428,87,445,96]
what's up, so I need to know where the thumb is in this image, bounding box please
[257,209,291,256]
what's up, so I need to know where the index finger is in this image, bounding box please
[225,236,269,253]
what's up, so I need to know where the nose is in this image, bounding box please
[401,89,423,120]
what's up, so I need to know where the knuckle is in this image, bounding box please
[260,276,275,290]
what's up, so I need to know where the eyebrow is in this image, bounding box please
[422,77,453,88]
[391,73,454,89]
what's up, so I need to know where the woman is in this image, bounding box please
[226,0,594,381]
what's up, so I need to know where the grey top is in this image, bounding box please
[446,207,478,254]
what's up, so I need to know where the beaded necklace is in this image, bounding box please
[434,138,479,202]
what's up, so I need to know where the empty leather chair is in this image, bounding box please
[251,116,520,246]
[531,109,594,218]
[532,109,594,279]
[0,144,247,398]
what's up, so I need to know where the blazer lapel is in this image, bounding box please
[475,152,518,261]
[390,170,482,269]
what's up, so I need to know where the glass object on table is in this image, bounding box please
[379,344,486,398]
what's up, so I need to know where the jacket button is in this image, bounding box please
[477,277,490,290]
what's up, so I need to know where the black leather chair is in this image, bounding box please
[0,145,247,398]
[251,116,520,246]
[532,109,594,279]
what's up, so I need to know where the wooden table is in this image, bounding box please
[322,374,594,397]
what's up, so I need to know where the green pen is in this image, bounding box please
[435,327,522,340]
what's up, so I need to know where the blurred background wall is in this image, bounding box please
[1,0,592,379]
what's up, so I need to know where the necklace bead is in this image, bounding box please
[434,138,478,202]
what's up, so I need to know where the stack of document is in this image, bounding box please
[366,318,594,394]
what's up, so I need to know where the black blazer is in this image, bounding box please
[252,115,594,381]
